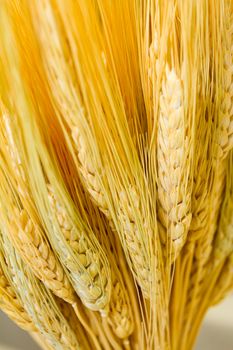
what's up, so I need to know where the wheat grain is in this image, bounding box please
[157,66,192,260]
[48,185,111,313]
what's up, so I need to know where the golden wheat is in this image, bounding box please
[157,66,192,260]
[48,185,111,313]
[215,18,233,160]
[9,207,76,303]
[1,233,84,350]
[0,254,36,332]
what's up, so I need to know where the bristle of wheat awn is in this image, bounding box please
[157,66,192,260]
[48,185,111,313]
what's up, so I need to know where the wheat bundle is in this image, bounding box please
[0,1,232,350]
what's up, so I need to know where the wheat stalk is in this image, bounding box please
[157,66,192,261]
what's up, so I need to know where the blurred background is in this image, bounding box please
[0,296,233,349]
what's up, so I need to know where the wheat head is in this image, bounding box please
[157,66,192,260]
[1,234,84,350]
[215,19,233,160]
[48,185,111,313]
[0,255,36,332]
[9,207,76,304]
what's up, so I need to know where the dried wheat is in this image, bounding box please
[157,66,192,260]
[0,112,28,196]
[31,0,152,302]
[117,186,152,296]
[215,20,233,160]
[0,256,35,332]
[57,300,93,350]
[48,185,111,313]
[72,127,111,218]
[1,234,84,350]
[210,253,233,306]
[107,261,134,340]
[9,207,76,304]
[87,211,136,342]
[73,116,153,298]
[213,195,233,262]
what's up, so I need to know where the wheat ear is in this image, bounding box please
[0,256,35,332]
[9,207,76,304]
[177,112,212,350]
[48,185,111,313]
[57,300,93,350]
[187,159,228,313]
[210,253,233,306]
[72,127,111,218]
[90,210,138,343]
[193,157,227,268]
[91,215,135,342]
[0,107,102,348]
[215,20,233,160]
[73,127,152,296]
[1,235,84,350]
[31,0,152,299]
[157,66,192,260]
[117,185,152,296]
[213,194,233,263]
